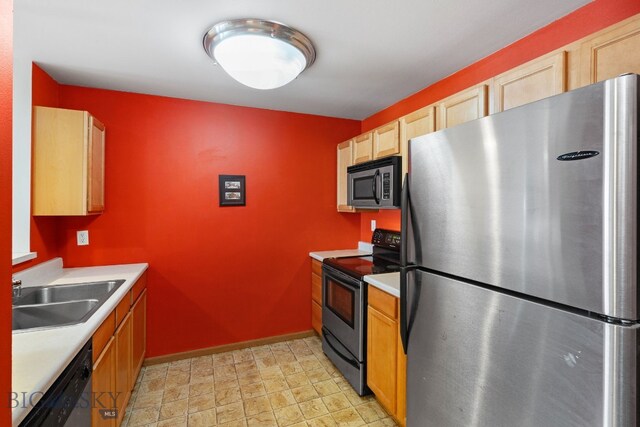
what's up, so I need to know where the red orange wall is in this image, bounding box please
[358,0,640,241]
[0,0,12,422]
[11,65,63,273]
[45,84,361,357]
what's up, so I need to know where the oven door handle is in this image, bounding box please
[372,169,380,204]
[322,329,359,369]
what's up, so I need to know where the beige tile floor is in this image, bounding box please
[122,335,399,427]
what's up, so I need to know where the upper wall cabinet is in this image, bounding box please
[579,17,640,85]
[33,106,105,216]
[438,84,488,130]
[353,132,374,164]
[373,121,400,160]
[337,139,356,213]
[491,51,567,113]
[399,105,436,177]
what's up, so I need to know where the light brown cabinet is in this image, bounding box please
[311,259,323,335]
[491,51,567,113]
[373,121,400,159]
[32,106,105,216]
[579,16,640,86]
[399,105,436,176]
[353,132,374,164]
[92,337,116,427]
[114,313,132,425]
[337,140,356,213]
[438,84,488,130]
[367,286,406,426]
[92,272,147,426]
[131,290,147,382]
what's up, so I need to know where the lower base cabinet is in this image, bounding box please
[92,272,147,427]
[311,259,323,334]
[367,286,407,426]
[92,337,116,427]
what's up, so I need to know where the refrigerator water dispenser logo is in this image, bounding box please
[557,151,600,161]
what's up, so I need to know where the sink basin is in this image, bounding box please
[13,300,100,331]
[12,279,126,332]
[13,280,124,306]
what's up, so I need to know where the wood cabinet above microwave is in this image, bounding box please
[33,106,105,216]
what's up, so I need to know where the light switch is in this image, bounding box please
[371,220,376,231]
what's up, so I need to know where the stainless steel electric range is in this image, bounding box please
[321,228,401,395]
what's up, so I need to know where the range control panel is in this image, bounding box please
[372,228,401,249]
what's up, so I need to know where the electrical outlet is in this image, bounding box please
[77,230,89,246]
[371,220,376,231]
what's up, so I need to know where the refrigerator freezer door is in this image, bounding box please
[408,74,638,320]
[407,270,639,427]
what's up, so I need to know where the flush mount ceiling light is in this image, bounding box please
[203,19,316,90]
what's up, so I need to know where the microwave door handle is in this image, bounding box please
[372,170,380,204]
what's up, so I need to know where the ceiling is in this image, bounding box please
[14,0,590,120]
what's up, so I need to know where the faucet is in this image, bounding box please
[12,278,22,300]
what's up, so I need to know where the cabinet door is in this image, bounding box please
[337,140,355,212]
[115,312,132,424]
[580,17,640,85]
[438,85,488,130]
[353,132,373,164]
[32,107,86,215]
[492,51,566,113]
[367,305,398,414]
[131,290,147,386]
[87,116,105,214]
[373,121,400,159]
[92,337,116,427]
[311,300,322,335]
[399,106,436,177]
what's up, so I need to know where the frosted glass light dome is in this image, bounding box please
[203,19,316,90]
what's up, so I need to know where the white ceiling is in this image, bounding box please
[14,0,590,120]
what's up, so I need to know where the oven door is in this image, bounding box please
[322,265,364,360]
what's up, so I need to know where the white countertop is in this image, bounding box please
[12,259,148,426]
[309,249,371,261]
[364,272,400,297]
[309,241,373,261]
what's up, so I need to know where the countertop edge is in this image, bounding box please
[364,272,400,298]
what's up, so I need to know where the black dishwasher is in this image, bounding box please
[20,340,92,426]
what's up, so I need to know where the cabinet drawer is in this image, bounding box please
[115,294,131,327]
[131,271,147,304]
[93,310,115,363]
[311,259,323,276]
[311,273,322,304]
[369,286,398,319]
[311,301,322,335]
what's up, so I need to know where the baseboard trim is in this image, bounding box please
[143,330,317,366]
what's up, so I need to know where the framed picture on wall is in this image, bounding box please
[219,175,246,206]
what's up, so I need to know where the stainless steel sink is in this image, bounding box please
[13,300,100,331]
[13,280,124,306]
[12,279,125,332]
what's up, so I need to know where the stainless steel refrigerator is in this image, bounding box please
[400,73,639,426]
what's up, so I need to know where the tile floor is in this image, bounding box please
[122,335,399,427]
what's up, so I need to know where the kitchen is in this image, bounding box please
[2,0,640,426]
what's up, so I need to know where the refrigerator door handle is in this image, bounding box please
[401,173,409,266]
[400,265,419,354]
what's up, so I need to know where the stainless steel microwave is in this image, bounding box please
[347,156,401,209]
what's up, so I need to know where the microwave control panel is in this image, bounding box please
[382,172,390,199]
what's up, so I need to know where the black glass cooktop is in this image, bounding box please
[323,255,401,279]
